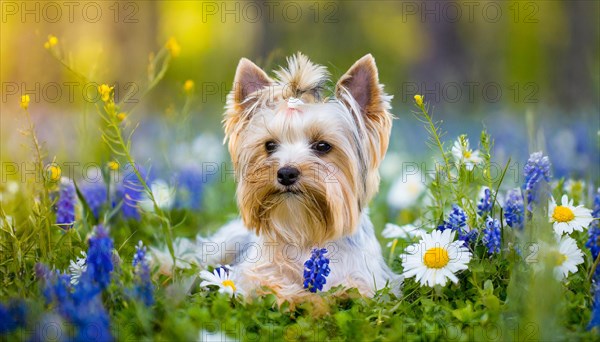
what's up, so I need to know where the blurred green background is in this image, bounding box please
[1,0,599,178]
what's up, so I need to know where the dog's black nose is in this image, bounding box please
[277,166,300,186]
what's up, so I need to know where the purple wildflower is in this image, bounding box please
[303,248,330,293]
[522,152,551,210]
[54,178,76,229]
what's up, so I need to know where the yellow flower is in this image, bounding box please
[47,165,61,182]
[116,112,127,122]
[414,94,424,107]
[423,247,450,269]
[20,94,30,110]
[107,161,120,171]
[166,37,181,57]
[98,84,114,102]
[183,80,194,94]
[44,35,58,49]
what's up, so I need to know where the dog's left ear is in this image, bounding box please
[335,54,392,170]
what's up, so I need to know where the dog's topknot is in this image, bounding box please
[273,52,329,101]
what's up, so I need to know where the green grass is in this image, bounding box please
[1,38,599,341]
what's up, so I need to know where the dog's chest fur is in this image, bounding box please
[210,212,402,300]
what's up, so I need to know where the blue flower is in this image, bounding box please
[174,167,206,210]
[84,225,114,290]
[133,241,146,267]
[482,217,501,254]
[37,225,114,342]
[439,205,478,245]
[303,248,331,293]
[446,205,467,231]
[477,188,494,217]
[80,180,107,219]
[132,241,154,306]
[38,272,111,342]
[522,152,551,210]
[116,165,149,220]
[504,188,525,230]
[40,269,72,304]
[586,188,600,262]
[0,299,27,334]
[54,178,76,229]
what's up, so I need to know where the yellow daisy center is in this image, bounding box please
[463,150,472,159]
[551,251,567,266]
[552,206,575,223]
[222,279,236,292]
[423,247,450,269]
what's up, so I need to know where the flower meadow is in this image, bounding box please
[1,38,600,342]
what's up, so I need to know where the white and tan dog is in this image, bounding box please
[206,53,402,304]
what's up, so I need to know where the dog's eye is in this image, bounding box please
[312,141,332,154]
[265,140,278,154]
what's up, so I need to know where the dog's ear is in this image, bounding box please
[335,54,392,165]
[231,58,272,109]
[336,54,384,112]
[224,58,272,161]
[335,54,393,201]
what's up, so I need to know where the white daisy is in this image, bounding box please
[382,223,426,240]
[140,180,175,212]
[387,171,426,210]
[400,229,472,287]
[526,236,584,281]
[553,235,584,280]
[451,136,482,171]
[69,251,87,285]
[149,237,205,275]
[199,266,237,297]
[548,194,593,235]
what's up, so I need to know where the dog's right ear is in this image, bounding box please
[224,58,272,162]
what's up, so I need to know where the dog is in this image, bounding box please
[205,53,402,304]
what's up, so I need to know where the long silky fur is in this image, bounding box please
[215,52,400,305]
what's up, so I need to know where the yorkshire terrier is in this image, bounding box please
[206,53,402,303]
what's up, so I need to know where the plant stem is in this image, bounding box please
[23,109,52,259]
[416,104,452,182]
[588,252,600,282]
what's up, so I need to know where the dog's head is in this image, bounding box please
[224,53,392,247]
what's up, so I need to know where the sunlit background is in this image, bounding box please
[1,0,599,206]
[1,3,600,339]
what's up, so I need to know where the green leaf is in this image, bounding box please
[481,293,500,312]
[452,302,475,323]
